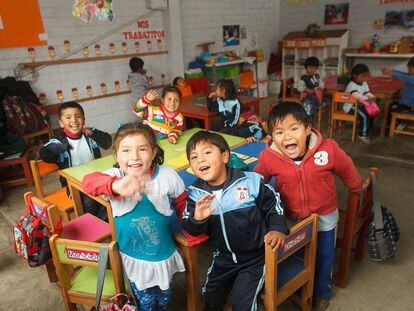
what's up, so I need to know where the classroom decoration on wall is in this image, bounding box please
[27,48,36,62]
[223,25,240,47]
[385,10,414,29]
[72,0,114,23]
[109,42,116,54]
[0,0,47,48]
[64,40,71,52]
[72,88,80,99]
[38,93,47,105]
[121,42,128,54]
[48,46,56,60]
[324,3,349,25]
[86,85,93,97]
[114,81,121,91]
[56,90,64,103]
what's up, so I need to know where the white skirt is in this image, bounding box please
[121,250,185,291]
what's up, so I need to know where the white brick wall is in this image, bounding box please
[278,0,414,74]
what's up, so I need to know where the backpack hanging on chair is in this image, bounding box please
[367,172,400,261]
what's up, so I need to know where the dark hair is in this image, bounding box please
[186,130,230,160]
[58,101,84,119]
[173,77,184,86]
[216,79,237,100]
[129,57,144,72]
[407,57,414,68]
[351,64,370,81]
[161,85,182,101]
[267,102,310,134]
[113,123,164,167]
[305,56,320,68]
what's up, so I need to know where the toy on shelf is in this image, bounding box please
[304,23,321,38]
[71,87,79,99]
[82,47,89,57]
[86,85,93,97]
[100,83,107,94]
[371,34,381,54]
[56,90,64,103]
[94,44,102,56]
[390,42,399,54]
[114,81,121,92]
[109,42,116,55]
[134,41,140,53]
[121,42,128,54]
[147,40,152,51]
[38,93,47,105]
[27,47,36,62]
[48,46,56,60]
[157,39,163,51]
[64,40,71,53]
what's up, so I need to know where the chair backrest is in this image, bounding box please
[30,160,60,198]
[332,92,358,115]
[281,78,301,103]
[49,235,126,308]
[185,77,209,94]
[264,214,318,310]
[24,191,60,231]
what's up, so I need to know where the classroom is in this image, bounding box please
[0,1,413,310]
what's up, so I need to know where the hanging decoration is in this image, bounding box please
[72,0,114,23]
[385,10,414,29]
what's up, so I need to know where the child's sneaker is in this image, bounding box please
[314,298,330,311]
[358,135,371,144]
[396,122,406,131]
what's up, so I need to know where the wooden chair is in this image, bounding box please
[0,149,33,187]
[335,168,378,288]
[281,78,301,104]
[22,126,53,143]
[263,214,318,311]
[389,112,414,137]
[30,160,74,222]
[49,236,126,311]
[330,92,358,141]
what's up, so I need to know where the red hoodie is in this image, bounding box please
[254,130,362,220]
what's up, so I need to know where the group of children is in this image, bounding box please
[36,55,414,311]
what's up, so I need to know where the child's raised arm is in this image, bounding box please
[181,194,216,236]
[135,89,158,112]
[39,138,69,164]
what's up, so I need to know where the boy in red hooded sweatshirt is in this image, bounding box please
[254,102,362,311]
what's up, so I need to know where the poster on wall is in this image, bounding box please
[324,3,349,25]
[385,10,414,29]
[223,25,240,47]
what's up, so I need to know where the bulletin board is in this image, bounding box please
[0,0,47,48]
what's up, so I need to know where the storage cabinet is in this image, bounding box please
[282,30,349,82]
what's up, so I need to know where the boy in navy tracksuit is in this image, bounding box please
[181,130,287,311]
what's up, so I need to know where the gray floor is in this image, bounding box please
[1,104,414,310]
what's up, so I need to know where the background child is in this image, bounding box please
[128,57,148,111]
[134,86,184,144]
[39,102,112,221]
[82,123,186,310]
[207,78,264,142]
[345,64,377,143]
[254,102,362,311]
[182,130,287,311]
[173,76,192,97]
[382,57,414,112]
[297,56,325,118]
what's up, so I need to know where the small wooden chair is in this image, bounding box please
[330,92,358,141]
[0,149,33,187]
[49,236,127,311]
[30,160,74,222]
[335,168,378,288]
[263,214,318,311]
[22,126,53,144]
[281,78,301,104]
[389,112,414,137]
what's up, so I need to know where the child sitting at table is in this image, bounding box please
[254,102,362,311]
[133,86,184,144]
[297,56,325,119]
[82,123,187,310]
[382,56,414,112]
[207,78,265,142]
[182,130,287,311]
[345,64,379,143]
[173,76,193,97]
[128,57,148,112]
[39,102,112,220]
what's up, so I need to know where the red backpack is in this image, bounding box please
[12,193,61,267]
[1,96,48,135]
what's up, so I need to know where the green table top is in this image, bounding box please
[61,128,245,182]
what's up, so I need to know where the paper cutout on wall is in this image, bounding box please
[72,0,114,23]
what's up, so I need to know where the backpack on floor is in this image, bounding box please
[367,172,400,261]
[12,193,60,267]
[2,96,48,135]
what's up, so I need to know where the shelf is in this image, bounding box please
[204,59,247,68]
[323,66,339,70]
[345,53,414,59]
[22,51,169,69]
[43,84,167,116]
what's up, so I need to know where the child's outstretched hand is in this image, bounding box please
[382,67,392,76]
[246,136,258,143]
[111,174,150,201]
[194,193,217,221]
[83,127,93,136]
[146,89,158,101]
[265,231,286,252]
[168,136,178,144]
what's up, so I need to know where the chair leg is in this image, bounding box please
[389,114,397,137]
[44,259,58,283]
[180,245,201,311]
[352,120,357,142]
[354,224,369,262]
[300,279,313,311]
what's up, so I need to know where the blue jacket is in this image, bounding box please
[181,168,287,263]
[392,70,414,108]
[207,97,241,128]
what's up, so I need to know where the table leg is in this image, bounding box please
[67,182,84,218]
[380,95,391,138]
[254,100,260,115]
[204,117,211,130]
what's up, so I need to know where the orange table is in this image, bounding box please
[324,76,404,137]
[180,93,260,130]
